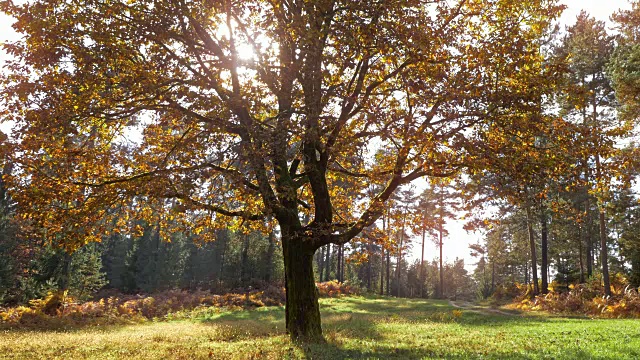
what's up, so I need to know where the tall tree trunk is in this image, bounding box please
[438,195,445,299]
[491,261,495,292]
[240,233,251,285]
[586,198,594,277]
[439,221,444,299]
[264,231,276,283]
[341,245,345,282]
[540,209,549,294]
[420,227,426,298]
[318,245,325,283]
[578,226,585,284]
[281,231,322,342]
[380,251,385,295]
[525,204,539,296]
[380,212,387,295]
[324,243,331,282]
[386,250,390,296]
[60,251,73,291]
[582,103,594,279]
[366,244,372,291]
[337,245,342,282]
[397,210,406,297]
[218,231,228,287]
[595,155,611,297]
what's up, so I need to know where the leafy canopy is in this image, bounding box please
[1,0,563,249]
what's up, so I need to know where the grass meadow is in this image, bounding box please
[1,296,639,359]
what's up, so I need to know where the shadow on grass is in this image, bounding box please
[296,339,607,360]
[321,296,551,328]
[4,296,632,359]
[193,295,552,347]
[0,296,548,335]
[0,316,144,333]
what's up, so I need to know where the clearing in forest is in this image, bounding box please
[1,296,638,359]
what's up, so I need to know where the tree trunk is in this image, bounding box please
[380,251,385,295]
[337,244,344,283]
[438,191,445,299]
[324,243,331,282]
[240,233,251,285]
[340,244,345,283]
[595,154,611,297]
[397,211,406,297]
[380,212,387,295]
[439,223,444,299]
[540,209,549,294]
[282,232,323,342]
[578,226,585,284]
[420,227,426,298]
[386,249,390,296]
[366,244,372,291]
[586,199,594,278]
[525,204,539,296]
[491,261,495,292]
[264,231,276,283]
[318,245,325,283]
[218,231,228,287]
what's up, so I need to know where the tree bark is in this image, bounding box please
[380,212,387,295]
[586,199,594,277]
[438,202,444,299]
[595,155,611,297]
[420,227,426,298]
[338,245,341,282]
[324,243,331,282]
[578,226,585,283]
[240,233,251,285]
[491,261,495,292]
[386,249,390,296]
[263,231,276,283]
[525,204,539,296]
[337,244,344,283]
[318,245,325,283]
[540,209,549,294]
[380,251,385,295]
[397,208,407,297]
[366,243,372,291]
[439,222,444,299]
[282,231,323,342]
[218,231,228,287]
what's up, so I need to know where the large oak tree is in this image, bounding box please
[1,0,562,340]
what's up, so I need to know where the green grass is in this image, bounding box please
[1,296,639,359]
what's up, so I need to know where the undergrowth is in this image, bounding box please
[505,274,640,318]
[0,281,358,329]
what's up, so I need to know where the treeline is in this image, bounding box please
[465,10,640,299]
[1,164,475,304]
[0,221,285,304]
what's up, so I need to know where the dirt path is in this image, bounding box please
[449,300,517,316]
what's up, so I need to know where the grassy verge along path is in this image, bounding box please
[1,296,639,359]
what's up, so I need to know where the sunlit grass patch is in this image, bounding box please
[1,296,640,359]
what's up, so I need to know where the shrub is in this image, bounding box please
[316,280,360,298]
[0,287,287,328]
[510,274,640,318]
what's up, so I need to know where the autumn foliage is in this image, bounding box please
[316,280,359,298]
[0,281,364,328]
[507,274,640,318]
[0,287,285,328]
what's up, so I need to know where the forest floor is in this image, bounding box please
[1,296,639,359]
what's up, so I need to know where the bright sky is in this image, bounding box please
[0,1,634,270]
